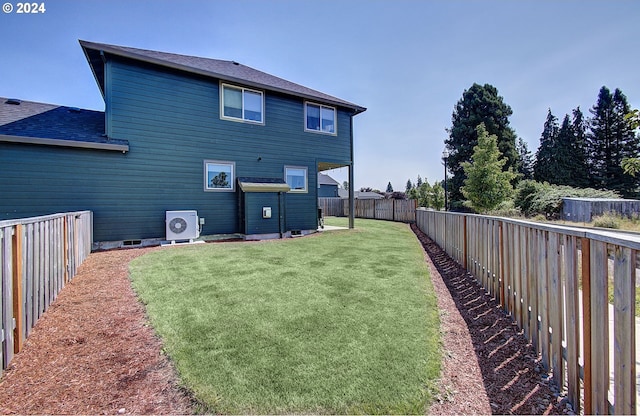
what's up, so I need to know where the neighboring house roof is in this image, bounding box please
[0,97,128,152]
[318,173,340,186]
[337,189,384,199]
[79,40,366,115]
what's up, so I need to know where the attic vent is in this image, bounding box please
[232,61,240,66]
[68,107,82,113]
[5,98,21,105]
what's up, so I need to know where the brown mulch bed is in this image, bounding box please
[0,226,574,415]
[0,247,193,415]
[411,223,572,415]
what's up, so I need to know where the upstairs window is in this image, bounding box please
[285,166,308,193]
[221,84,264,123]
[305,102,336,134]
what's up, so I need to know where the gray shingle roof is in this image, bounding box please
[79,40,366,115]
[318,173,340,186]
[338,189,384,199]
[0,97,128,150]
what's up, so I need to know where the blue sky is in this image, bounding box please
[1,0,638,191]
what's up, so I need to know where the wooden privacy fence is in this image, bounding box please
[417,208,638,415]
[318,198,417,223]
[0,211,92,376]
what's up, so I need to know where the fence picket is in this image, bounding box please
[614,246,636,414]
[318,198,416,222]
[549,232,564,385]
[590,240,609,414]
[565,235,581,414]
[416,209,639,414]
[1,227,14,370]
[0,211,92,376]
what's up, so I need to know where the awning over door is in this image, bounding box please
[237,177,291,193]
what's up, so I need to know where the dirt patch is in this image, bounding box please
[0,228,574,415]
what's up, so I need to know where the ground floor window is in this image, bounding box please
[205,160,235,191]
[285,166,307,193]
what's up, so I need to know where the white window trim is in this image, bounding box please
[220,82,265,125]
[204,160,236,192]
[304,101,337,135]
[284,165,308,193]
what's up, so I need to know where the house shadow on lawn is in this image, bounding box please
[411,224,572,415]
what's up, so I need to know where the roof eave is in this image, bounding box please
[79,41,106,99]
[79,40,366,115]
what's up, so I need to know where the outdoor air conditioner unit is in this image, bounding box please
[166,210,200,242]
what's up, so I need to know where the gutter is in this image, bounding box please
[0,134,129,153]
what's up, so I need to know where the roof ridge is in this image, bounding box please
[79,40,366,114]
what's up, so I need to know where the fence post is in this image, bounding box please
[581,237,592,415]
[392,199,396,222]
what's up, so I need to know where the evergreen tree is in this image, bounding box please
[588,86,639,196]
[461,124,516,213]
[405,179,413,193]
[533,109,559,183]
[342,181,349,191]
[570,107,591,188]
[386,182,394,193]
[515,137,534,180]
[553,114,575,186]
[445,83,519,205]
[416,175,423,188]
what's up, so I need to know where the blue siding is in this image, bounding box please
[1,56,355,241]
[243,192,283,235]
[318,184,339,197]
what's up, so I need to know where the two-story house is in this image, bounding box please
[0,40,366,247]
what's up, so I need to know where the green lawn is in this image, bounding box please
[129,218,441,414]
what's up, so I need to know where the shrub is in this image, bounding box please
[514,180,545,216]
[487,200,522,218]
[593,212,621,229]
[514,180,621,219]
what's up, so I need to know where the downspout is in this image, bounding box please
[349,112,355,229]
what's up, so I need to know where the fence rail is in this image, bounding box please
[1,211,92,376]
[318,198,417,222]
[417,208,638,415]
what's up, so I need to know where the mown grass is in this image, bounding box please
[129,218,441,414]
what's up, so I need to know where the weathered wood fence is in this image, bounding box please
[318,198,417,223]
[1,211,92,376]
[417,208,638,415]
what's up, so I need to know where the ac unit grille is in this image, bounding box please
[168,217,188,234]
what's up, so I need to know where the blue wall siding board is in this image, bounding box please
[244,192,282,235]
[1,57,354,241]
